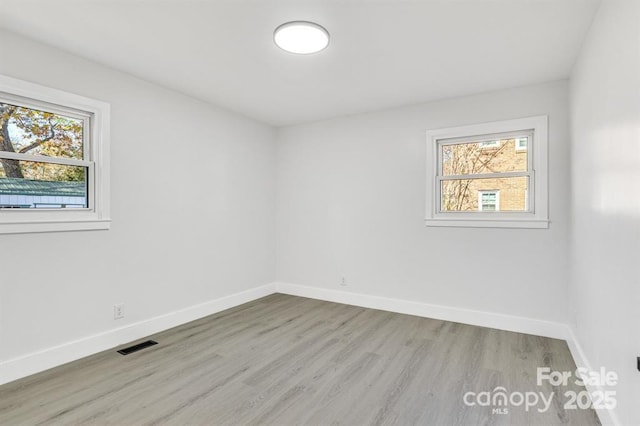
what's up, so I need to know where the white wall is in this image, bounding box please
[0,30,276,367]
[569,1,640,424]
[277,81,570,323]
[4,9,636,423]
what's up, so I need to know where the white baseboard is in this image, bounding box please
[0,280,617,426]
[565,327,620,426]
[0,283,276,386]
[274,281,570,339]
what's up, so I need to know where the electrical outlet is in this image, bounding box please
[113,303,125,320]
[340,276,347,286]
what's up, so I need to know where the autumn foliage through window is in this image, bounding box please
[0,102,87,209]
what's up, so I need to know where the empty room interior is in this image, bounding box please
[0,0,638,425]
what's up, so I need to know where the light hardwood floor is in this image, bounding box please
[0,294,600,425]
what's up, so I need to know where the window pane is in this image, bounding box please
[441,137,528,176]
[441,177,528,212]
[0,160,87,208]
[0,102,83,160]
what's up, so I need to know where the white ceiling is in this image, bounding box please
[0,0,600,126]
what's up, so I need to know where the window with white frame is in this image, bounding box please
[0,75,110,234]
[425,116,548,228]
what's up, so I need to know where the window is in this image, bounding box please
[426,116,548,228]
[478,191,499,211]
[0,75,110,234]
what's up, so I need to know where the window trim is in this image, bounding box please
[0,74,110,234]
[425,116,548,229]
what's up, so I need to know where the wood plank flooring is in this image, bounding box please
[0,294,601,425]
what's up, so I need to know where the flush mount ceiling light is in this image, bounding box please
[274,21,329,54]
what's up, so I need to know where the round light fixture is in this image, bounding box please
[274,21,329,54]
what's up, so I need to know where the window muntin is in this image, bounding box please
[0,101,91,210]
[425,116,548,228]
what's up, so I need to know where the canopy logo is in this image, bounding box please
[462,367,617,415]
[463,387,553,413]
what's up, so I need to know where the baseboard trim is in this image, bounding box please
[565,327,619,426]
[0,280,617,425]
[274,281,569,339]
[0,283,276,386]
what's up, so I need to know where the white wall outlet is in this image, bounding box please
[340,276,347,286]
[113,303,125,320]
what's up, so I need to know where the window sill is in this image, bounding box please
[424,218,549,229]
[0,219,111,235]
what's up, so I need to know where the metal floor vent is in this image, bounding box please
[117,340,158,355]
